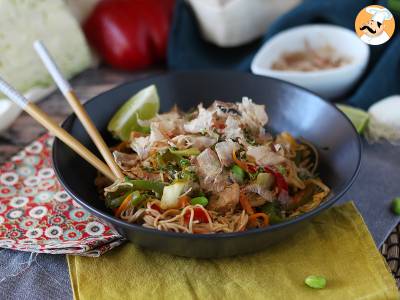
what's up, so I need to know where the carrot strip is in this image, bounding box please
[114,194,132,217]
[239,192,254,215]
[232,150,249,172]
[178,195,190,208]
[248,213,270,228]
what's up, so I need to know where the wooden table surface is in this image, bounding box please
[0,67,162,163]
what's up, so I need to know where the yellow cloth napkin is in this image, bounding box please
[68,202,399,300]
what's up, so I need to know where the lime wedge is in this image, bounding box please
[336,104,369,134]
[108,85,160,141]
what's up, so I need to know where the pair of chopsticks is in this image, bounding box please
[0,41,124,181]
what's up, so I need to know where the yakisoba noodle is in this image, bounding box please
[99,98,330,234]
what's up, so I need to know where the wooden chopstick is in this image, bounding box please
[0,76,117,181]
[33,40,124,180]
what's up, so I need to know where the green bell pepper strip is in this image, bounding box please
[260,202,284,224]
[231,164,245,183]
[190,196,209,206]
[106,193,129,209]
[130,191,146,207]
[125,178,165,197]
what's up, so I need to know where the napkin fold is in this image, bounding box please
[68,202,398,300]
[0,134,124,257]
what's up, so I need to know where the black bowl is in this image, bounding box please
[53,70,361,258]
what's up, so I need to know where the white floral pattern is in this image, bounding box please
[28,206,48,219]
[45,226,63,238]
[16,164,36,177]
[10,196,29,208]
[85,222,105,236]
[0,172,19,185]
[24,176,41,187]
[34,191,54,203]
[25,141,43,154]
[6,209,24,219]
[38,168,55,179]
[54,191,70,202]
[26,228,43,239]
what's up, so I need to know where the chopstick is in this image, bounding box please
[33,40,124,180]
[0,77,117,181]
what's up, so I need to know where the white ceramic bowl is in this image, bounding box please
[187,0,300,47]
[251,24,370,99]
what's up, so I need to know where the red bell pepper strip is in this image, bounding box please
[184,207,210,224]
[150,203,162,213]
[264,166,288,193]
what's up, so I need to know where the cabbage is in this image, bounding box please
[161,181,189,209]
[366,96,400,145]
[0,0,91,131]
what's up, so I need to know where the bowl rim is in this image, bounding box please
[251,24,370,79]
[52,70,362,240]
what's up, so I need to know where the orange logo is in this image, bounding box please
[355,5,395,45]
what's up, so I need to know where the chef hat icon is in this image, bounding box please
[366,6,393,24]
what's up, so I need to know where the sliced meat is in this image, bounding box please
[237,97,268,133]
[214,140,239,167]
[171,135,217,150]
[244,192,269,207]
[200,172,229,193]
[130,136,151,160]
[244,184,274,204]
[224,116,244,141]
[195,148,227,193]
[195,148,222,178]
[247,145,286,166]
[208,183,240,213]
[113,151,139,171]
[184,104,214,134]
[149,122,166,143]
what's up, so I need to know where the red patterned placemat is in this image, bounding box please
[0,134,124,257]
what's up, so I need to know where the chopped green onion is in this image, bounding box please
[231,165,245,183]
[391,197,400,215]
[277,165,287,176]
[190,196,209,206]
[179,158,190,167]
[304,275,327,289]
[170,147,200,156]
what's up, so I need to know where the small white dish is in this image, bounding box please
[251,24,370,99]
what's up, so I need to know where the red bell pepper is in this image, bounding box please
[150,203,162,213]
[84,0,175,70]
[264,166,288,193]
[184,207,210,224]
